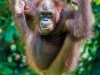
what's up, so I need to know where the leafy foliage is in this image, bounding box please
[0,0,100,75]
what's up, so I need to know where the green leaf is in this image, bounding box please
[2,67,13,75]
[4,24,19,42]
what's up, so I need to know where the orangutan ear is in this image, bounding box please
[55,8,61,22]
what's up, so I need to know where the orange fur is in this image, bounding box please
[14,0,94,75]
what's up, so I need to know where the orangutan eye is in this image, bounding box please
[47,13,53,17]
[40,12,46,17]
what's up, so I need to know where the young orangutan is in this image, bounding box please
[7,0,94,74]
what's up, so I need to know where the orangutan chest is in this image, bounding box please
[33,37,62,69]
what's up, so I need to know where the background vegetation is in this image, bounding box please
[0,0,100,75]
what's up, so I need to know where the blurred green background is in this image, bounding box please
[0,0,100,75]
